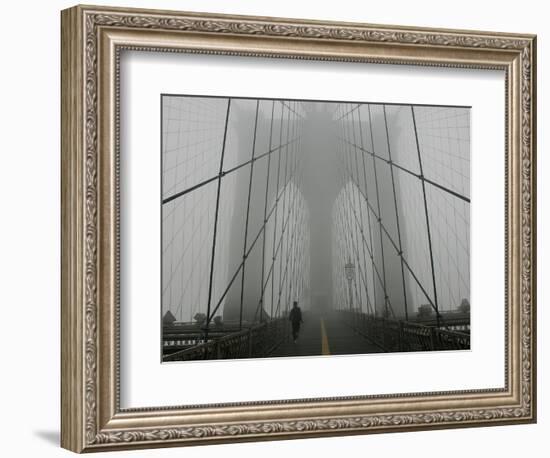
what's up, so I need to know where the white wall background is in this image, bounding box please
[0,0,545,456]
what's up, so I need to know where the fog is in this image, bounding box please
[161,96,470,325]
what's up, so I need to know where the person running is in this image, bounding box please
[288,301,303,342]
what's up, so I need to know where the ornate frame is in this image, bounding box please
[60,4,537,453]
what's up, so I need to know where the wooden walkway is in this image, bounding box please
[270,311,383,357]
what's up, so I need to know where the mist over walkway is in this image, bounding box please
[161,96,471,361]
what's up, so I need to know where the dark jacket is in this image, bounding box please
[289,307,302,324]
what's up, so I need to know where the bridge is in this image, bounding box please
[161,96,470,362]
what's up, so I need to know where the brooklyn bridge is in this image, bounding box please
[161,96,470,362]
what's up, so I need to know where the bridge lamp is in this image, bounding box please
[344,260,356,312]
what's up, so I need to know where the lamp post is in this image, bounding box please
[344,259,356,313]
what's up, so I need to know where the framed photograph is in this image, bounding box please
[61,4,536,452]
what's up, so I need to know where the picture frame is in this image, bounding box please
[61,4,536,453]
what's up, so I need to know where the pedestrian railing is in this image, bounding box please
[163,318,288,362]
[342,311,470,352]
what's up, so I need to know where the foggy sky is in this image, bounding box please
[161,97,470,323]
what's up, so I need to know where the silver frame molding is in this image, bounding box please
[61,4,537,453]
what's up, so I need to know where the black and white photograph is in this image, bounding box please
[1,0,541,455]
[161,96,471,362]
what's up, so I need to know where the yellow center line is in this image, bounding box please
[320,318,331,355]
